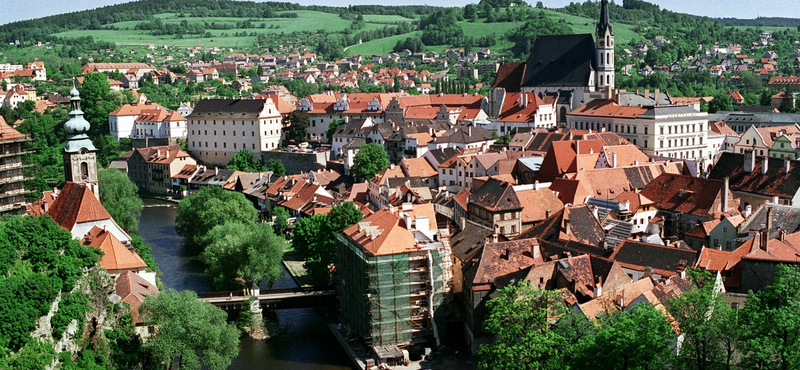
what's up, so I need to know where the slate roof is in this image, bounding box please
[427,148,460,165]
[610,240,698,277]
[522,34,596,88]
[470,178,521,212]
[450,220,496,262]
[187,99,266,119]
[515,205,606,248]
[737,203,800,240]
[709,152,800,200]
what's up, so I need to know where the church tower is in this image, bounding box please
[63,81,99,199]
[596,0,615,90]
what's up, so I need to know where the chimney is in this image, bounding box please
[532,242,541,259]
[721,177,730,213]
[594,276,603,297]
[518,94,523,107]
[42,201,49,212]
[744,204,753,218]
[491,233,499,243]
[744,150,755,173]
[612,152,618,168]
[785,158,791,173]
[654,88,661,101]
[762,157,769,174]
[644,88,650,99]
[760,230,769,252]
[468,126,472,136]
[780,229,787,242]
[773,196,780,204]
[564,218,571,235]
[460,217,466,231]
[545,210,551,218]
[215,167,219,176]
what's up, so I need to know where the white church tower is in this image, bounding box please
[596,0,614,90]
[63,80,99,199]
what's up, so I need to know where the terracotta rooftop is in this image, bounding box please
[47,183,112,231]
[83,226,146,271]
[640,173,729,216]
[341,209,418,256]
[0,116,28,142]
[115,271,159,323]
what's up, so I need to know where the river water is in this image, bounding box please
[138,198,353,370]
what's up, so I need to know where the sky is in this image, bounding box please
[1,0,799,26]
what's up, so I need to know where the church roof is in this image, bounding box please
[522,34,596,88]
[82,226,146,271]
[46,182,111,231]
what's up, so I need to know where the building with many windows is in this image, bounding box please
[567,97,709,161]
[0,116,31,214]
[187,98,282,165]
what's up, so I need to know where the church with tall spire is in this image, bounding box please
[491,0,616,122]
[62,81,99,199]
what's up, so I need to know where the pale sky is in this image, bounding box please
[1,0,799,26]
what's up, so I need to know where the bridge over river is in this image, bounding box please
[196,285,338,310]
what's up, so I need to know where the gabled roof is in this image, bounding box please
[0,116,27,142]
[709,152,800,200]
[47,183,112,230]
[470,178,521,212]
[108,102,165,117]
[116,271,158,323]
[401,157,437,178]
[610,240,697,277]
[492,62,526,92]
[82,226,146,271]
[640,173,727,216]
[515,205,606,247]
[472,239,541,289]
[188,99,267,119]
[737,203,800,240]
[522,34,596,88]
[516,188,564,224]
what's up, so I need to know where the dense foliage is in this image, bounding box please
[283,111,310,144]
[175,186,259,251]
[98,167,143,233]
[226,149,265,172]
[140,290,240,370]
[0,215,101,363]
[293,202,363,285]
[350,143,390,180]
[200,222,286,290]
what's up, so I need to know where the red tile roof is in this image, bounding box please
[115,271,158,323]
[83,226,146,271]
[47,183,112,231]
[341,209,418,256]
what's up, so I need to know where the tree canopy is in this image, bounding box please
[266,158,286,177]
[200,222,286,290]
[175,186,259,251]
[283,111,310,144]
[350,143,389,180]
[226,149,265,172]
[140,290,240,370]
[292,202,363,285]
[98,167,142,233]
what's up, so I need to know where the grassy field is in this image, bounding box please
[52,7,645,55]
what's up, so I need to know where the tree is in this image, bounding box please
[293,202,362,285]
[266,158,285,177]
[708,93,733,113]
[272,206,289,236]
[283,111,309,144]
[740,264,800,370]
[175,186,258,251]
[200,222,285,290]
[226,149,264,172]
[140,290,240,370]
[478,281,566,370]
[666,270,732,370]
[571,304,676,370]
[325,119,344,143]
[350,143,389,180]
[98,168,142,233]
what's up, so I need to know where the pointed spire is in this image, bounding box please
[597,0,614,37]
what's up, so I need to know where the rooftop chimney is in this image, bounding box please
[564,218,571,235]
[744,150,756,173]
[762,157,769,174]
[612,152,618,168]
[779,229,787,242]
[594,276,603,298]
[785,158,791,173]
[721,177,730,213]
[654,88,661,102]
[492,233,499,244]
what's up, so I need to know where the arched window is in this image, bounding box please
[80,162,89,179]
[606,35,610,45]
[607,75,610,85]
[559,107,567,122]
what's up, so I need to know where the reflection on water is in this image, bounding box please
[139,198,353,370]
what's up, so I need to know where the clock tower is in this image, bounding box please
[596,0,615,90]
[63,80,99,199]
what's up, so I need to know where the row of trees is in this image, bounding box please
[480,267,800,370]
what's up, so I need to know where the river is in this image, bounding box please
[138,198,354,370]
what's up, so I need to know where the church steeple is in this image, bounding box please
[63,79,99,199]
[596,0,615,90]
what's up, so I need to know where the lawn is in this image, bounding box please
[362,14,417,24]
[345,31,421,56]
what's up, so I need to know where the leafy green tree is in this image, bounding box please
[478,281,566,370]
[272,206,289,236]
[350,143,389,180]
[266,158,285,177]
[740,264,800,370]
[293,202,362,285]
[666,270,731,370]
[200,222,286,290]
[226,149,264,172]
[175,186,258,251]
[571,304,676,370]
[708,93,733,113]
[140,290,240,370]
[98,167,142,233]
[325,119,344,143]
[283,110,310,144]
